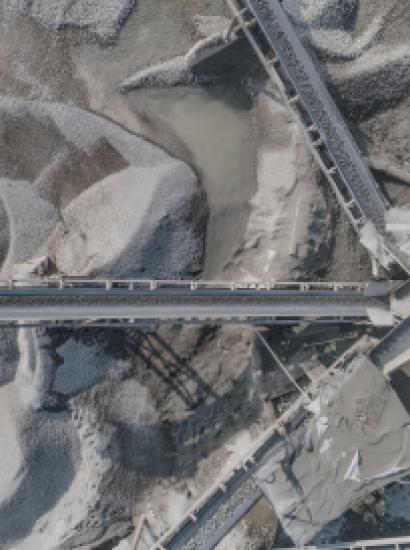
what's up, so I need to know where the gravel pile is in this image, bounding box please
[283,0,385,61]
[330,45,410,120]
[2,0,136,41]
[283,0,357,30]
[121,33,229,91]
[0,96,206,278]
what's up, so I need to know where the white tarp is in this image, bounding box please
[256,356,410,545]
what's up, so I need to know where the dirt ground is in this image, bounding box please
[0,0,409,548]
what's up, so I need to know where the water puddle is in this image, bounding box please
[71,0,257,279]
[125,86,256,278]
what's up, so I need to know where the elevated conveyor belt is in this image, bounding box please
[231,0,387,228]
[276,535,410,550]
[227,0,410,275]
[153,335,378,549]
[0,278,394,326]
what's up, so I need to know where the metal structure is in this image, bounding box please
[151,329,409,549]
[226,0,410,275]
[0,278,397,327]
[146,1,410,546]
[276,536,410,550]
[152,332,391,550]
[1,2,409,549]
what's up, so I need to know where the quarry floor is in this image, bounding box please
[0,1,410,549]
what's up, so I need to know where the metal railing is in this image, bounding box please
[152,334,375,549]
[0,277,378,293]
[226,0,410,276]
[277,535,410,550]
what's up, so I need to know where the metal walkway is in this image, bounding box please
[153,404,303,549]
[0,278,394,326]
[277,535,410,550]
[226,0,410,275]
[152,335,378,550]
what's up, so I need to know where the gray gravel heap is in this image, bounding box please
[0,96,206,279]
[2,0,136,41]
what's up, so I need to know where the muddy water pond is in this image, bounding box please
[0,0,257,279]
[70,0,257,279]
[125,85,257,278]
[75,60,257,279]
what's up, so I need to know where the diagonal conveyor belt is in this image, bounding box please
[158,471,264,549]
[239,0,388,229]
[227,0,410,275]
[152,333,406,549]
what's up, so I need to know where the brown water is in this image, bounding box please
[124,86,257,278]
[0,0,257,279]
[71,0,257,279]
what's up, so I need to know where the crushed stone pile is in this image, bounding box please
[2,0,136,41]
[121,15,232,91]
[0,96,206,278]
[121,34,229,91]
[283,0,387,60]
[330,45,410,120]
[0,323,264,548]
[284,0,358,30]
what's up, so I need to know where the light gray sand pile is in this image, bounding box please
[219,93,330,281]
[0,179,58,277]
[0,329,81,549]
[15,327,55,409]
[283,0,387,60]
[2,0,136,41]
[121,16,232,91]
[0,96,206,278]
[0,327,157,549]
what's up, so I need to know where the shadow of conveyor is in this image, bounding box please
[124,330,220,410]
[107,328,264,480]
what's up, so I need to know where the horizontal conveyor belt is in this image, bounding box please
[276,535,410,550]
[0,281,393,325]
